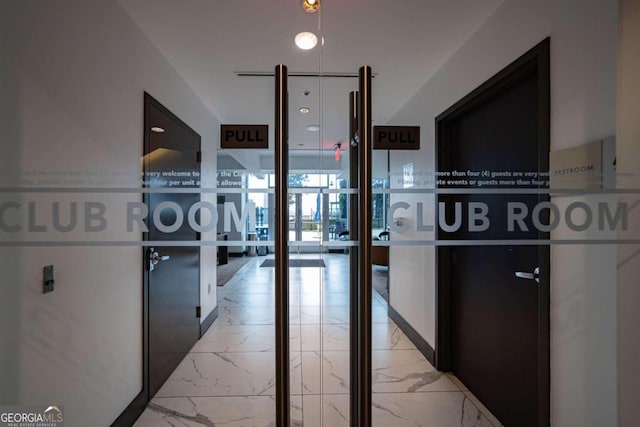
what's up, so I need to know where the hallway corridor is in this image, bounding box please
[134,254,499,426]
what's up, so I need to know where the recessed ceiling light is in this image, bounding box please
[299,107,310,114]
[295,32,318,50]
[306,125,320,132]
[151,127,165,133]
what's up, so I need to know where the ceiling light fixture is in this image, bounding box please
[295,32,318,50]
[299,107,310,114]
[302,0,320,13]
[151,127,165,133]
[306,125,320,132]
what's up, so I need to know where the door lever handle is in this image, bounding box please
[515,267,540,283]
[149,247,170,271]
[151,252,171,264]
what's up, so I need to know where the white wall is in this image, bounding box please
[617,1,640,425]
[387,0,618,425]
[0,0,219,425]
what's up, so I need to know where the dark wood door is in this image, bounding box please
[437,40,550,427]
[144,94,201,397]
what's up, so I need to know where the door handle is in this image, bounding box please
[515,267,539,283]
[149,247,170,271]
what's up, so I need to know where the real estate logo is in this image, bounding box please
[0,405,64,427]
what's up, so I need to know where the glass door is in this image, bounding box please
[3,2,627,427]
[286,83,360,425]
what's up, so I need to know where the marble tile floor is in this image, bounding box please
[134,254,501,427]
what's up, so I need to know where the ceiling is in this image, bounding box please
[119,0,503,161]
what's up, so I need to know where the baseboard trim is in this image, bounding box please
[229,252,245,257]
[200,306,218,338]
[110,390,146,427]
[388,303,435,365]
[112,306,219,426]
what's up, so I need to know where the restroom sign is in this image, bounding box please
[373,126,420,150]
[221,125,268,149]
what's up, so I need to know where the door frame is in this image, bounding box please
[143,92,202,397]
[435,38,550,424]
[111,92,203,426]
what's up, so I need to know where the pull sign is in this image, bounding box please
[373,126,420,150]
[221,124,268,149]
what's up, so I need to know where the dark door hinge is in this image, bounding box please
[196,151,202,163]
[196,306,201,318]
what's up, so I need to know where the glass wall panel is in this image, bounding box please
[1,1,633,427]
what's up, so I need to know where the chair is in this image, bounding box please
[372,231,389,266]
